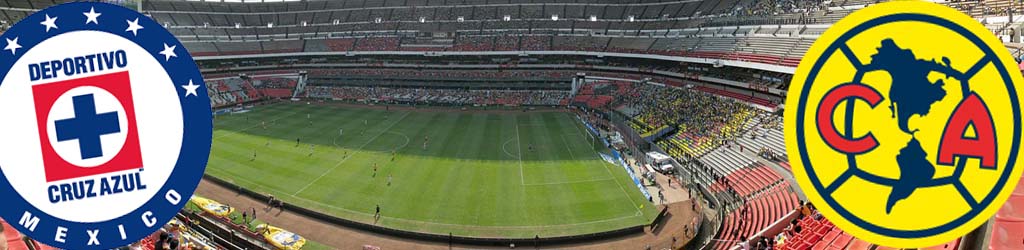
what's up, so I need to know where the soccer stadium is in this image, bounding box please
[1,0,1024,250]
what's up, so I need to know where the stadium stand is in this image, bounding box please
[991,176,1024,250]
[614,83,758,159]
[2,219,30,250]
[119,0,1017,66]
[735,113,788,162]
[752,205,964,250]
[250,76,299,98]
[206,77,262,107]
[0,0,1021,249]
[306,86,569,106]
[714,183,799,250]
[205,73,302,107]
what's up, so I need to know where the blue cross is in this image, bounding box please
[54,94,121,160]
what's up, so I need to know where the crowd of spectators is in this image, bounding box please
[250,77,297,89]
[733,0,827,17]
[207,78,262,108]
[306,86,570,106]
[494,36,520,51]
[206,75,305,107]
[452,36,495,51]
[520,36,551,51]
[949,0,1019,17]
[615,83,758,158]
[354,37,400,51]
[308,69,573,80]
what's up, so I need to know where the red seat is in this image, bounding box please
[831,233,853,249]
[846,239,873,250]
[922,238,960,250]
[991,220,1024,250]
[819,230,839,245]
[1,220,29,250]
[1014,176,1024,196]
[811,241,829,250]
[997,194,1024,221]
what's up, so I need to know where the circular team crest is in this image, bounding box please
[0,2,211,249]
[784,1,1024,247]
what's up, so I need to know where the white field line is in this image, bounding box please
[209,167,641,230]
[387,131,411,150]
[560,134,577,160]
[577,115,644,216]
[214,106,306,139]
[501,137,518,159]
[522,177,615,186]
[515,115,525,185]
[292,111,410,195]
[599,160,644,216]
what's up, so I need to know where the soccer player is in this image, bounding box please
[375,204,381,221]
[528,143,534,152]
[391,150,396,161]
[251,149,257,161]
[295,138,300,147]
[373,163,378,177]
[309,144,315,156]
[387,174,393,186]
[261,120,266,129]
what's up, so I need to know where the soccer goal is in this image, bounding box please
[574,122,604,153]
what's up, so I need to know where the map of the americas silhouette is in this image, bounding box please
[865,39,950,214]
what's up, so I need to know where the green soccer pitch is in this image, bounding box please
[205,102,658,238]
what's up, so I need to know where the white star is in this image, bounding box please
[40,14,57,32]
[125,18,143,36]
[83,7,101,24]
[4,37,21,55]
[181,80,200,97]
[159,43,177,61]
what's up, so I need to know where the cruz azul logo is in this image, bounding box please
[784,1,1024,247]
[0,2,211,249]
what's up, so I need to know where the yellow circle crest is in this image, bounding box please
[784,1,1024,247]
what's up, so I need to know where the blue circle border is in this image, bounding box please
[0,2,211,249]
[795,13,1021,238]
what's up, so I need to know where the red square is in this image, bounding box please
[32,71,143,182]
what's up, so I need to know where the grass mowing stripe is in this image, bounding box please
[292,111,411,195]
[213,104,311,139]
[514,114,525,185]
[207,103,656,238]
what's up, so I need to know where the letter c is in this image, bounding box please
[816,83,883,154]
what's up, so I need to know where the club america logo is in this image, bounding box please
[0,2,211,249]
